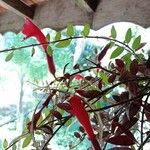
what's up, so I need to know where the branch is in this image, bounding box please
[41,115,72,150]
[88,93,146,113]
[0,36,135,55]
[140,94,150,148]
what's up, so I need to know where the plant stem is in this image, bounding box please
[140,94,150,149]
[0,36,134,55]
[41,115,72,150]
[138,133,150,150]
[88,93,147,113]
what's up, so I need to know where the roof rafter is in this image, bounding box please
[0,0,36,18]
[75,0,100,12]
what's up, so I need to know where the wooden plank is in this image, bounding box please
[75,0,100,12]
[0,6,6,13]
[0,0,36,18]
[21,0,46,6]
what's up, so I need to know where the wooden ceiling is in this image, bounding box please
[0,0,100,19]
[0,0,46,15]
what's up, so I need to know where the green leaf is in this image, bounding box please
[5,52,14,62]
[44,108,51,118]
[55,32,61,41]
[3,139,8,149]
[99,71,108,84]
[122,53,132,70]
[122,53,132,62]
[46,33,50,41]
[67,23,74,37]
[132,35,141,50]
[47,46,53,56]
[110,46,124,59]
[57,108,65,116]
[125,28,132,43]
[56,39,71,48]
[109,42,115,48]
[31,47,35,57]
[12,144,17,150]
[37,114,43,126]
[65,118,72,127]
[22,134,32,148]
[94,101,101,109]
[137,53,145,62]
[81,24,90,37]
[111,25,117,39]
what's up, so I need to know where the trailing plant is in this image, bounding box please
[1,19,150,150]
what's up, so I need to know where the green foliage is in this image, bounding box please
[132,35,141,50]
[47,45,53,56]
[22,134,32,148]
[65,118,73,127]
[111,25,117,39]
[125,28,132,43]
[5,51,14,62]
[3,139,8,149]
[67,24,74,37]
[81,24,90,37]
[55,32,61,41]
[98,71,108,84]
[31,47,35,57]
[110,46,124,59]
[46,33,51,41]
[12,144,17,150]
[56,39,71,48]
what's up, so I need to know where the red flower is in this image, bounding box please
[69,95,101,150]
[75,74,84,81]
[22,18,56,76]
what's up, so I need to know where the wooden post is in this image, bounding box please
[0,0,36,19]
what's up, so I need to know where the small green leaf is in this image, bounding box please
[122,53,132,70]
[3,139,8,149]
[132,35,141,50]
[12,144,17,150]
[125,28,132,43]
[94,101,101,109]
[122,53,132,62]
[109,42,115,48]
[47,46,53,56]
[110,46,124,59]
[137,53,145,62]
[45,108,51,118]
[37,114,43,126]
[67,23,74,37]
[65,118,72,127]
[111,25,117,39]
[99,71,108,84]
[135,42,146,51]
[81,24,90,37]
[55,32,61,41]
[46,33,50,41]
[5,52,14,62]
[31,47,35,57]
[57,108,65,116]
[22,134,32,148]
[56,40,71,48]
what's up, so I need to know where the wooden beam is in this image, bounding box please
[0,0,36,18]
[75,0,100,12]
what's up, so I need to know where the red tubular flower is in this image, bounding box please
[69,95,101,150]
[22,18,56,76]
